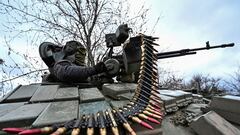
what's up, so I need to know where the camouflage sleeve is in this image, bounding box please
[53,60,97,82]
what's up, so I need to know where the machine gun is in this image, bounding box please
[102,24,235,82]
[157,41,234,59]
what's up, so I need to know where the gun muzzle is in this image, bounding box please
[221,43,234,47]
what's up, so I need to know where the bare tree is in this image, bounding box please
[0,58,3,96]
[0,0,150,66]
[0,0,156,96]
[0,58,4,64]
[187,73,223,97]
[225,66,240,95]
[158,69,186,89]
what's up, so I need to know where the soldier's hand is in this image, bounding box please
[105,63,114,71]
[104,59,120,76]
[94,62,107,73]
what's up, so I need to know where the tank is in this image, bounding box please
[0,25,239,135]
[0,82,162,135]
[2,80,240,135]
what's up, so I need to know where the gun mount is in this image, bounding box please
[102,24,235,83]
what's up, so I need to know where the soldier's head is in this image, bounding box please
[64,40,86,66]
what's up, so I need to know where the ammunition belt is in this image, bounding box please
[2,34,164,135]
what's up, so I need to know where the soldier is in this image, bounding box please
[49,40,109,83]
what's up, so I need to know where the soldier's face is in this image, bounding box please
[75,48,86,66]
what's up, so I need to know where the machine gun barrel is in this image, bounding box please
[156,42,234,59]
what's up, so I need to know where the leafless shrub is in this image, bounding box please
[224,66,240,95]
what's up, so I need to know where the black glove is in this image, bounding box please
[105,63,114,71]
[94,62,107,73]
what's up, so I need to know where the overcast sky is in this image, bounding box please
[0,0,240,86]
[146,0,240,80]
